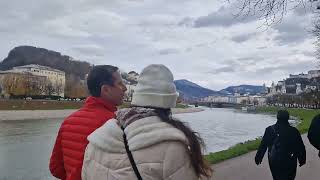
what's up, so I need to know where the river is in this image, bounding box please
[0,108,276,180]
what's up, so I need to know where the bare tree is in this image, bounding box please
[65,74,79,98]
[2,74,27,96]
[45,82,56,96]
[226,0,320,61]
[312,18,320,59]
[22,73,33,96]
[3,74,16,95]
[55,79,64,97]
[227,0,318,25]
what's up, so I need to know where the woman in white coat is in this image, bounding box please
[82,64,212,180]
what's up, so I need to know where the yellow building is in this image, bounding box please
[1,64,66,97]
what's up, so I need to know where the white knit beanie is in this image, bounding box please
[131,64,178,109]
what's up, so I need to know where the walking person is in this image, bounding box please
[49,65,127,180]
[81,64,212,180]
[255,110,306,180]
[308,114,320,157]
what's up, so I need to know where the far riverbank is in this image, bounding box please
[0,107,204,121]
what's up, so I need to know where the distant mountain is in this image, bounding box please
[174,79,221,98]
[0,46,91,79]
[219,85,264,95]
[174,80,265,99]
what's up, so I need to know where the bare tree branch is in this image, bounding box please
[231,0,317,25]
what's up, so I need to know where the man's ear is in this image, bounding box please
[101,84,110,95]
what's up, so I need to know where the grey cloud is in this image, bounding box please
[290,49,316,57]
[237,56,262,62]
[0,1,68,33]
[273,13,312,45]
[195,43,209,47]
[220,57,254,68]
[293,4,314,16]
[231,33,256,43]
[256,66,284,75]
[222,59,240,66]
[178,17,194,27]
[274,27,309,45]
[257,46,267,49]
[301,50,316,57]
[224,57,261,67]
[208,66,235,74]
[185,47,193,52]
[72,45,105,57]
[194,6,257,28]
[158,48,180,55]
[255,61,313,75]
[210,56,261,75]
[193,1,314,29]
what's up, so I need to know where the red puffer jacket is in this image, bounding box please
[49,96,117,180]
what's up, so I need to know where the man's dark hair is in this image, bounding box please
[277,110,289,122]
[87,65,119,97]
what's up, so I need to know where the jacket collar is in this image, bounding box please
[276,120,290,126]
[84,96,117,112]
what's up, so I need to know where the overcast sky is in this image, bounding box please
[0,0,318,90]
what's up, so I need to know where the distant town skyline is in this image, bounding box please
[0,0,318,90]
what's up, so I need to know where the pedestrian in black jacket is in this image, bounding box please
[308,114,320,156]
[255,110,306,180]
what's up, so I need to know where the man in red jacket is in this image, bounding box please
[49,65,127,180]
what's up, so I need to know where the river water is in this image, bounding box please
[0,108,276,180]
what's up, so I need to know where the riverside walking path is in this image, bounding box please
[212,134,320,180]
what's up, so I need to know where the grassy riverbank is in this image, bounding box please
[205,107,320,164]
[256,107,320,134]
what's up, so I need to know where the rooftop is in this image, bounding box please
[0,70,46,78]
[13,64,65,73]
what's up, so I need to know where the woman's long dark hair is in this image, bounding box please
[154,108,212,178]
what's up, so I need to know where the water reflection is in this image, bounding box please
[0,119,63,180]
[174,107,276,153]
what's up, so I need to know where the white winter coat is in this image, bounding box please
[81,116,198,180]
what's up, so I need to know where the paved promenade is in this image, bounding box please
[212,134,320,180]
